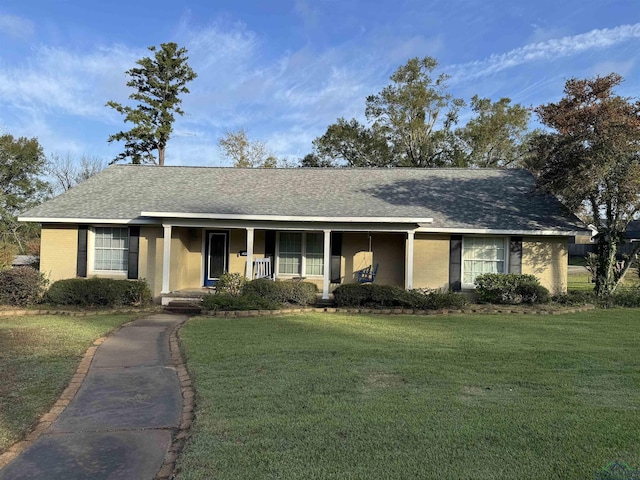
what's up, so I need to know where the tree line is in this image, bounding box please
[2,43,639,296]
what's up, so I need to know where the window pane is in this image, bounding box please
[305,253,324,276]
[279,253,301,274]
[94,227,129,271]
[277,232,325,276]
[306,233,323,254]
[463,237,506,285]
[280,233,302,253]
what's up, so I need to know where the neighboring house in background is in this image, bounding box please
[568,220,640,257]
[11,255,38,267]
[19,166,590,301]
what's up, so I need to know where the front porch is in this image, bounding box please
[149,224,418,300]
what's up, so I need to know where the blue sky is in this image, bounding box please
[1,0,639,167]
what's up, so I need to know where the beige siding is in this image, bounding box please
[412,234,450,290]
[139,226,163,296]
[40,225,78,282]
[227,229,267,278]
[341,232,372,284]
[169,228,203,291]
[370,233,404,287]
[228,229,246,276]
[522,237,568,294]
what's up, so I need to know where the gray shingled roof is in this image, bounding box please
[21,165,587,232]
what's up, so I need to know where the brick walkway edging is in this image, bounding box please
[201,304,597,318]
[155,319,193,480]
[0,307,162,318]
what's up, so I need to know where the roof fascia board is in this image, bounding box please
[417,227,590,236]
[141,211,433,224]
[17,217,157,225]
[163,218,418,232]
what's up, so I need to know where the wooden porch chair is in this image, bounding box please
[254,257,274,280]
[357,263,379,283]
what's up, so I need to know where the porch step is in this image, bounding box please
[315,294,336,308]
[163,299,202,314]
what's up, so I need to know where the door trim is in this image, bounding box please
[204,230,229,286]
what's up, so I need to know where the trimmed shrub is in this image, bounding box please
[44,278,152,307]
[201,293,281,311]
[402,288,468,310]
[216,272,245,296]
[333,284,403,307]
[0,266,48,306]
[475,273,550,305]
[605,290,640,308]
[552,291,597,306]
[333,283,467,310]
[242,279,318,306]
[553,290,640,308]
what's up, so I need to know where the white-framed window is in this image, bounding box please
[462,236,506,286]
[93,227,129,272]
[276,232,324,276]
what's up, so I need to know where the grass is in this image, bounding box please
[178,311,640,480]
[567,273,595,292]
[0,314,136,451]
[567,272,640,293]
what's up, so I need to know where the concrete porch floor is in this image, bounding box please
[159,288,212,306]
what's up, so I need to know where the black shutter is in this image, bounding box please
[265,230,276,264]
[76,226,88,278]
[128,226,140,279]
[330,232,342,283]
[449,235,462,291]
[509,236,522,274]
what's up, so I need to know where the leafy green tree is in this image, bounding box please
[312,118,393,167]
[452,96,531,168]
[365,57,465,167]
[0,134,49,262]
[299,153,337,168]
[312,57,465,167]
[107,42,197,166]
[309,58,527,169]
[527,73,640,295]
[218,129,278,168]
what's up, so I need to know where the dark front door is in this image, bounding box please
[204,231,228,286]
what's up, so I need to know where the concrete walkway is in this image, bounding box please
[0,314,187,480]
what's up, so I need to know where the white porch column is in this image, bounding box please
[161,224,172,294]
[323,229,331,299]
[245,227,254,279]
[406,230,415,290]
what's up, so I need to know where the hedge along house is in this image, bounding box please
[19,166,589,302]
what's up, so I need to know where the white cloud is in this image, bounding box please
[448,23,640,83]
[0,14,34,39]
[0,44,142,119]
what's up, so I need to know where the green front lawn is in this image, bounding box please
[178,312,640,480]
[0,314,135,451]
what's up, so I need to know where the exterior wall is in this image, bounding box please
[228,229,266,279]
[40,225,78,282]
[412,234,450,290]
[522,236,568,294]
[332,232,404,287]
[341,232,372,284]
[169,228,203,291]
[369,233,405,287]
[228,229,246,276]
[139,226,163,297]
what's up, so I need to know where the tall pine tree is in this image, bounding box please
[107,43,197,165]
